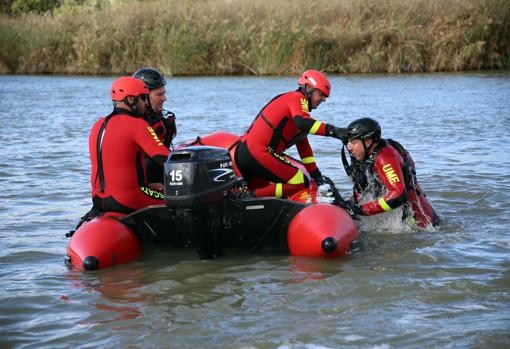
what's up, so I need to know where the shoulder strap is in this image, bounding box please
[94,113,114,193]
[386,138,406,155]
[94,108,144,193]
[386,138,416,190]
[245,93,285,135]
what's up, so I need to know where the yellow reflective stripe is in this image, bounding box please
[378,197,392,212]
[147,126,164,146]
[287,170,304,185]
[309,121,322,135]
[139,186,165,199]
[275,183,283,198]
[301,156,315,164]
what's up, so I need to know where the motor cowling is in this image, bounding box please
[164,146,237,259]
[164,146,237,208]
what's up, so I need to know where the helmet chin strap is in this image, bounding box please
[361,139,375,161]
[299,85,316,110]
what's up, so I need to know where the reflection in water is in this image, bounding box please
[81,303,141,326]
[65,267,147,326]
[287,257,329,282]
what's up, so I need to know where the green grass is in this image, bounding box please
[1,0,509,75]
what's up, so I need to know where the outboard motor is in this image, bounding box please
[164,146,237,258]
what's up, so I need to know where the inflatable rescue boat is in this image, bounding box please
[66,132,360,270]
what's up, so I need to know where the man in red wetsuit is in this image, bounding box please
[235,70,347,198]
[133,67,177,185]
[340,117,439,228]
[89,77,170,214]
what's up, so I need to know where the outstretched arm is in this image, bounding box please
[289,96,347,142]
[294,116,347,142]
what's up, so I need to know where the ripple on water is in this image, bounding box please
[1,73,510,348]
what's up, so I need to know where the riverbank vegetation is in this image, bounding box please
[1,0,508,75]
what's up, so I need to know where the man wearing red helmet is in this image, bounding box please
[89,77,170,213]
[235,70,347,198]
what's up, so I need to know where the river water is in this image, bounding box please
[0,73,509,348]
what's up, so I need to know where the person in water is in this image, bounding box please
[235,70,347,198]
[89,76,170,214]
[339,117,439,228]
[132,67,176,187]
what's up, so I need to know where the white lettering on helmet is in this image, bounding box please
[308,77,317,86]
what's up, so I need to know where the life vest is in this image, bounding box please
[145,109,177,149]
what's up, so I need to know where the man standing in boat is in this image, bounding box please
[89,76,170,214]
[235,70,347,198]
[338,117,439,227]
[133,68,176,187]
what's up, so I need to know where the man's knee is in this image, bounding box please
[286,169,309,187]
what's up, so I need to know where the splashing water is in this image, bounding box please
[357,206,415,234]
[354,168,419,234]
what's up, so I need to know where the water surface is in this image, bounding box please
[0,72,509,348]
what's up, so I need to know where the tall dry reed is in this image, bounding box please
[0,0,508,75]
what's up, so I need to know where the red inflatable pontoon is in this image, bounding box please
[66,212,141,270]
[66,132,359,270]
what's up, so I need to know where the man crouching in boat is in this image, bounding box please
[235,70,347,198]
[89,77,170,214]
[133,68,177,189]
[339,117,439,228]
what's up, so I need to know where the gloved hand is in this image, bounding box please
[344,199,365,216]
[326,124,348,144]
[322,176,343,202]
[309,169,325,186]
